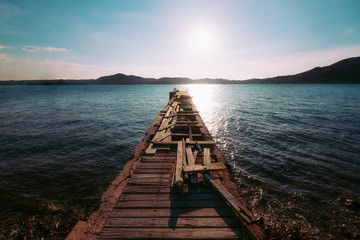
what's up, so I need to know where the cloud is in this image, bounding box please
[0,55,111,80]
[21,46,69,53]
[0,53,13,62]
[342,29,356,36]
[0,45,8,50]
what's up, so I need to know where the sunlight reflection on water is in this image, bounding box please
[187,84,222,134]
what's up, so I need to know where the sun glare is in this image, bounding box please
[185,25,217,56]
[187,84,216,113]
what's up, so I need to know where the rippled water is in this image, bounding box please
[1,84,359,239]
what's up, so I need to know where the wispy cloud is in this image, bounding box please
[21,46,69,53]
[0,55,111,80]
[342,29,357,36]
[0,45,8,50]
[0,53,13,62]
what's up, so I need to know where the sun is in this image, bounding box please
[185,25,217,56]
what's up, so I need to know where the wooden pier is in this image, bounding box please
[67,90,265,240]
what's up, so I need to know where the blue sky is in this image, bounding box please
[1,0,360,80]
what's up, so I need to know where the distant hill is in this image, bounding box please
[242,57,360,84]
[1,57,359,85]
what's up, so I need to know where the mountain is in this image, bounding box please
[1,57,359,85]
[242,57,360,84]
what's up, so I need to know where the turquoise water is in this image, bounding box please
[0,84,359,239]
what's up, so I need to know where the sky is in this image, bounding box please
[1,0,360,80]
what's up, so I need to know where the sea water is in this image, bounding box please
[0,84,359,239]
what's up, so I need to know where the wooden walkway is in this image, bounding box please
[68,90,265,240]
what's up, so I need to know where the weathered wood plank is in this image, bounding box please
[145,143,157,155]
[104,217,239,228]
[109,207,235,218]
[186,147,195,165]
[173,141,184,187]
[131,174,170,179]
[115,199,227,208]
[119,193,220,201]
[188,126,193,141]
[158,123,176,131]
[176,121,200,124]
[136,162,173,169]
[183,163,226,173]
[99,227,242,239]
[193,149,198,161]
[123,185,172,193]
[141,158,174,163]
[134,169,170,174]
[204,173,256,224]
[203,148,211,164]
[128,178,170,185]
[171,133,202,137]
[152,141,214,145]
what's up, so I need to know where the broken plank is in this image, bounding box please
[158,123,176,131]
[186,147,195,165]
[203,148,211,164]
[204,173,256,224]
[183,163,226,174]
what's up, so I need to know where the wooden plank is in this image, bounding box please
[158,123,176,131]
[134,169,170,174]
[142,156,175,160]
[145,143,157,155]
[186,146,200,183]
[123,185,172,194]
[177,111,199,114]
[195,140,203,152]
[99,227,242,239]
[171,133,202,137]
[109,207,235,218]
[104,217,239,228]
[176,121,200,124]
[193,149,198,161]
[204,173,256,224]
[136,162,173,169]
[115,199,227,208]
[175,124,203,127]
[131,174,170,179]
[186,147,195,165]
[152,141,214,145]
[182,138,186,166]
[183,163,226,173]
[173,141,184,187]
[128,178,169,185]
[119,193,220,201]
[203,148,211,164]
[141,158,174,163]
[123,184,214,194]
[189,127,193,141]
